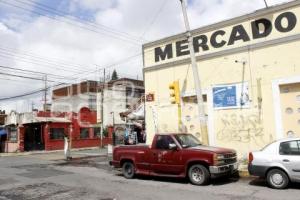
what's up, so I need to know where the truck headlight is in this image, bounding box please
[213,154,225,166]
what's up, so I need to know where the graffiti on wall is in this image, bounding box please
[217,113,265,145]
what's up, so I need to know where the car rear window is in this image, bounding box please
[279,141,300,155]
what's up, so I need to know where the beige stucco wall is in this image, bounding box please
[143,1,300,159]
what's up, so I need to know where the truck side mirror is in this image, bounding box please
[169,143,177,150]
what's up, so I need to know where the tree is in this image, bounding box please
[111,69,119,80]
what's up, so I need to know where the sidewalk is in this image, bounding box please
[0,147,108,161]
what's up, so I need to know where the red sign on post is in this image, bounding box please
[146,93,155,102]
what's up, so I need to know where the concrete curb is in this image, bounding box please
[239,170,250,178]
[0,147,107,157]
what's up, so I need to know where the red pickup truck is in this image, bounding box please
[110,133,238,185]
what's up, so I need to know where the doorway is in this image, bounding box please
[279,83,300,138]
[24,124,45,151]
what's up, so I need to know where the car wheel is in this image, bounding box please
[122,162,135,179]
[267,169,289,189]
[188,164,210,185]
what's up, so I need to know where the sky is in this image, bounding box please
[0,0,293,113]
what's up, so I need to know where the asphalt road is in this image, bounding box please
[0,155,299,200]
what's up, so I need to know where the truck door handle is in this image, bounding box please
[283,159,290,162]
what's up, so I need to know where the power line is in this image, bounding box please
[0,71,67,83]
[0,0,143,45]
[0,82,65,101]
[24,0,144,43]
[0,49,142,86]
[140,0,168,39]
[72,52,142,80]
[0,65,74,80]
[0,50,85,73]
[0,51,143,102]
[0,45,94,72]
[0,77,37,85]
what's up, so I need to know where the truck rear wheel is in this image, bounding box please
[122,162,135,179]
[188,164,210,185]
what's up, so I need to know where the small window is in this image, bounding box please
[8,126,18,142]
[94,127,101,138]
[279,141,300,155]
[155,135,175,150]
[50,128,65,140]
[80,128,90,139]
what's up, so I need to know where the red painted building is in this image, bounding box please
[4,107,112,152]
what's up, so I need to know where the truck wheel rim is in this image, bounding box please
[191,167,204,182]
[271,173,284,186]
[125,165,133,175]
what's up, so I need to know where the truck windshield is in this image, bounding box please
[174,134,201,148]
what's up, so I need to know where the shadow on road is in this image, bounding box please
[128,174,240,186]
[249,177,300,189]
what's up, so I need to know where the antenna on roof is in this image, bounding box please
[263,0,269,8]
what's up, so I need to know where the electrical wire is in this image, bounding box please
[0,45,94,71]
[0,0,143,45]
[0,65,74,80]
[0,71,68,84]
[0,82,65,101]
[24,0,144,43]
[139,0,168,40]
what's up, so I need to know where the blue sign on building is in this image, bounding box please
[213,85,237,108]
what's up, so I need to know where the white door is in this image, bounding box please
[278,140,300,181]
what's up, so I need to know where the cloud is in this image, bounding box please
[69,0,116,12]
[0,0,293,112]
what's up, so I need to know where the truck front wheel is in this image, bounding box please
[188,164,210,185]
[122,162,135,179]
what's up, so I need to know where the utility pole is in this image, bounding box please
[263,0,269,8]
[100,68,106,148]
[179,0,208,144]
[43,75,47,112]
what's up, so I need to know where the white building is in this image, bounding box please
[97,78,144,127]
[51,81,97,113]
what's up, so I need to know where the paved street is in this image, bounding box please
[0,153,299,200]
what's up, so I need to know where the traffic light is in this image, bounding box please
[169,81,180,104]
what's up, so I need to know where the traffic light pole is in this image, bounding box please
[169,81,182,131]
[179,0,208,144]
[178,103,182,130]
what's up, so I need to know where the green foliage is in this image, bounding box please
[111,69,118,80]
[103,126,109,137]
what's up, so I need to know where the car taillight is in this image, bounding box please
[249,152,253,164]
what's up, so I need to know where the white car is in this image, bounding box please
[248,137,300,189]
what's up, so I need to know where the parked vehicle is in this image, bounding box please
[110,133,238,185]
[248,137,300,189]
